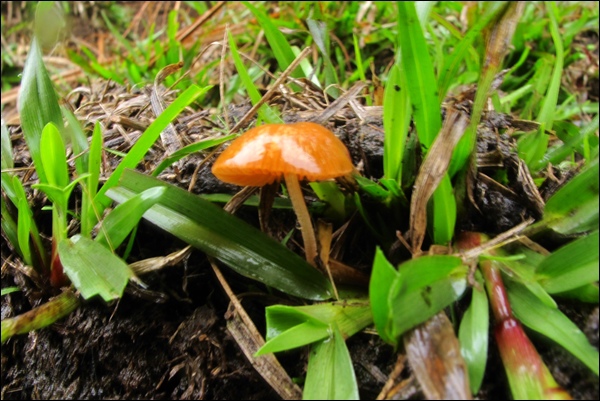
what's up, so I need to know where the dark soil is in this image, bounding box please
[2,105,598,399]
[2,2,599,400]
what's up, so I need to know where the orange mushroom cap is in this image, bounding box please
[212,122,353,186]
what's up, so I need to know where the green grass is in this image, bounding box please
[1,1,598,399]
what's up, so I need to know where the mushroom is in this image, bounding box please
[211,122,354,267]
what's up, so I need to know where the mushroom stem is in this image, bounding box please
[284,173,318,267]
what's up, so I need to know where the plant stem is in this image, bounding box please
[284,173,318,267]
[481,259,571,400]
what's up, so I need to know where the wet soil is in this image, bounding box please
[2,3,599,400]
[2,102,598,399]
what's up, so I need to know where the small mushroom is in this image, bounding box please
[211,122,354,267]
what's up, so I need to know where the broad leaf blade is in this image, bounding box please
[303,325,359,400]
[107,170,332,300]
[260,301,372,354]
[390,255,467,338]
[58,235,133,301]
[18,37,64,184]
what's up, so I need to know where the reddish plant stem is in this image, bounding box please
[50,238,68,288]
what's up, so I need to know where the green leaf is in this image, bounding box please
[58,235,133,302]
[227,30,282,124]
[397,1,441,149]
[459,277,489,395]
[309,181,347,222]
[383,63,411,183]
[80,122,103,237]
[389,255,467,338]
[259,319,329,356]
[242,1,303,79]
[62,107,89,176]
[40,123,70,189]
[18,37,64,184]
[152,134,236,176]
[95,84,211,208]
[536,1,564,132]
[536,231,599,293]
[1,118,13,171]
[437,2,509,100]
[107,170,332,300]
[541,157,599,235]
[259,301,372,355]
[541,115,599,167]
[306,18,339,97]
[507,280,599,376]
[429,174,456,245]
[303,325,359,400]
[96,187,167,251]
[17,198,33,266]
[370,247,399,345]
[553,283,599,303]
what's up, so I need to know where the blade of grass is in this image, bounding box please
[370,247,400,345]
[95,187,167,251]
[95,84,210,208]
[397,2,441,149]
[437,2,509,100]
[389,255,467,339]
[450,2,525,177]
[227,29,282,124]
[531,157,599,235]
[107,170,333,300]
[507,280,599,376]
[306,18,340,98]
[242,1,303,79]
[535,231,599,294]
[152,134,236,176]
[383,63,410,183]
[458,272,489,395]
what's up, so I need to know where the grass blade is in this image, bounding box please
[242,1,303,79]
[227,29,282,124]
[370,247,399,345]
[95,84,210,208]
[437,2,509,100]
[303,325,359,400]
[535,231,599,294]
[383,63,410,183]
[95,187,167,251]
[459,274,489,394]
[152,134,236,176]
[107,170,333,300]
[397,1,441,149]
[538,157,599,235]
